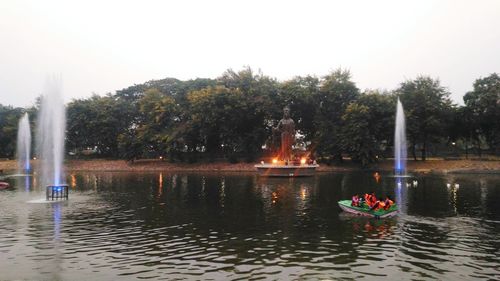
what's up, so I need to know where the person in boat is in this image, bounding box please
[358,195,365,206]
[363,193,371,207]
[383,196,394,210]
[364,192,377,208]
[370,199,385,211]
[370,196,395,211]
[351,194,360,207]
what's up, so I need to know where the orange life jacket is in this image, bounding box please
[383,199,393,210]
[364,194,371,206]
[376,201,385,210]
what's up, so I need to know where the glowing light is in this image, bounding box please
[272,191,278,203]
[300,186,307,200]
[71,174,76,188]
[300,158,306,165]
[158,173,163,197]
[272,158,278,164]
[159,156,163,160]
[260,161,264,165]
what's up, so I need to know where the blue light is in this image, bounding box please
[53,202,61,241]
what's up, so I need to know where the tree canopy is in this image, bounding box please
[0,68,498,166]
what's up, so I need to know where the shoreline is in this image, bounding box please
[1,159,499,174]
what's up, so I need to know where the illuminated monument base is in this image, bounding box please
[256,106,318,177]
[255,162,319,177]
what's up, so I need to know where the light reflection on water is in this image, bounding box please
[0,172,499,280]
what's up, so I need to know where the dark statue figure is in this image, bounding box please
[274,106,295,161]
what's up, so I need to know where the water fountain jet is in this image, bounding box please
[394,98,407,176]
[36,77,67,199]
[17,113,31,174]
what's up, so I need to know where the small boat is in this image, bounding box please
[338,200,398,218]
[0,181,10,190]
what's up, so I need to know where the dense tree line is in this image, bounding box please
[0,68,498,166]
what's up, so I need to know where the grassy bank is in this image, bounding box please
[1,158,499,174]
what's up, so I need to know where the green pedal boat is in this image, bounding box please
[338,200,398,218]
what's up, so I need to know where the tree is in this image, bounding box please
[136,88,178,157]
[463,73,500,154]
[66,94,136,157]
[217,67,279,160]
[341,103,374,166]
[339,90,396,166]
[314,69,360,162]
[449,106,479,158]
[279,76,320,144]
[397,76,453,160]
[0,105,24,158]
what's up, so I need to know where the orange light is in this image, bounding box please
[272,158,278,164]
[300,158,306,165]
[70,174,76,188]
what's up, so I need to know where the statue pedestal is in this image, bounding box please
[254,163,319,177]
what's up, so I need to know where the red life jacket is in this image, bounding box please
[365,194,373,207]
[376,201,385,210]
[383,199,393,210]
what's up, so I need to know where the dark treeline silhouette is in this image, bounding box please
[0,68,498,166]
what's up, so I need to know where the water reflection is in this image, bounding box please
[157,173,163,198]
[0,172,499,280]
[70,174,77,189]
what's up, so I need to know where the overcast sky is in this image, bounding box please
[1,0,499,107]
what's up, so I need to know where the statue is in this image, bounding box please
[256,105,318,176]
[274,106,295,161]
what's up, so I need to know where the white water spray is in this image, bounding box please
[36,77,66,187]
[394,98,407,175]
[17,113,31,174]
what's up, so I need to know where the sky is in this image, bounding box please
[1,0,499,107]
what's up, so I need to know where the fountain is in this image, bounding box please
[17,113,32,174]
[36,77,68,200]
[394,98,407,176]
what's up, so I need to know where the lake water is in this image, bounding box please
[0,172,499,280]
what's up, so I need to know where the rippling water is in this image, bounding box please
[0,172,499,280]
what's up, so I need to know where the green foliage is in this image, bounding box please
[181,67,279,161]
[136,88,178,157]
[66,94,135,157]
[279,76,320,142]
[338,91,396,166]
[0,105,24,158]
[315,69,360,161]
[397,76,453,160]
[0,68,498,164]
[463,73,500,153]
[341,103,373,166]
